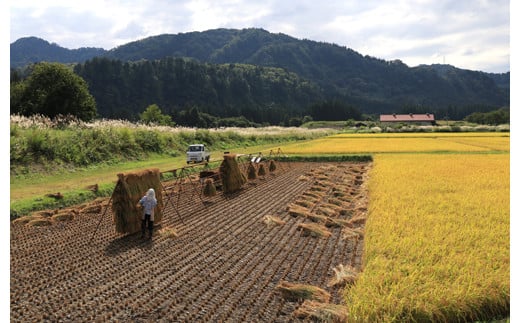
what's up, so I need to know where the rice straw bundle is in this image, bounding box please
[257,163,266,176]
[294,300,349,322]
[298,223,332,238]
[327,264,358,287]
[219,154,247,194]
[268,160,277,172]
[111,168,163,234]
[276,281,330,302]
[247,162,257,180]
[203,178,217,197]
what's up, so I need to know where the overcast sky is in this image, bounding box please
[8,0,511,73]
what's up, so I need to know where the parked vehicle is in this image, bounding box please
[186,144,210,163]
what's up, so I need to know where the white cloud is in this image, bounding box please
[9,0,510,72]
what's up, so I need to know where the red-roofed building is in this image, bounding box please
[380,113,435,125]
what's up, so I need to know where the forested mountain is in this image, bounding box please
[11,28,509,122]
[10,37,106,68]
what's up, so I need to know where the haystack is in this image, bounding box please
[111,168,163,234]
[219,154,247,194]
[257,163,266,177]
[247,162,257,180]
[203,178,217,197]
[268,160,277,172]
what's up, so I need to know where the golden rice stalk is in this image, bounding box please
[293,300,349,322]
[276,281,330,303]
[298,223,332,238]
[263,215,286,226]
[327,264,359,287]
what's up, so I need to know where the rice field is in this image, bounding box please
[281,132,510,154]
[284,132,510,321]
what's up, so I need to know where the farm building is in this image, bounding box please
[380,113,436,125]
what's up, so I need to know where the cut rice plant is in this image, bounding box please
[327,264,359,287]
[298,223,331,238]
[294,300,349,322]
[263,215,286,226]
[202,178,217,197]
[342,227,363,240]
[80,203,103,214]
[51,211,75,222]
[257,163,266,176]
[160,228,178,239]
[316,206,337,218]
[294,199,315,208]
[297,175,310,181]
[13,215,42,225]
[287,203,311,218]
[26,218,53,227]
[276,281,330,303]
[247,162,257,180]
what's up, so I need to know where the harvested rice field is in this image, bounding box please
[10,161,370,322]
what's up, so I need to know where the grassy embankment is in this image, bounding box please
[282,132,510,322]
[10,115,337,217]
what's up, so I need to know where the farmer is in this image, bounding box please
[138,188,158,239]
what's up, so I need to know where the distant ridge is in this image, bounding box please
[11,28,509,116]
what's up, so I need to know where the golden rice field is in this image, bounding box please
[281,132,510,154]
[284,132,510,321]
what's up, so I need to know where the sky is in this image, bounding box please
[8,0,511,74]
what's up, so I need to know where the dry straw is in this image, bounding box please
[298,223,332,238]
[257,163,266,177]
[202,178,217,197]
[276,281,330,303]
[268,160,277,172]
[263,215,286,226]
[111,168,163,234]
[219,154,247,194]
[327,264,359,287]
[247,162,257,180]
[160,228,178,239]
[294,300,349,322]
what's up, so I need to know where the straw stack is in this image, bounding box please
[219,154,247,194]
[111,168,163,234]
[247,162,257,180]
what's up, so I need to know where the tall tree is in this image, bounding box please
[11,62,97,121]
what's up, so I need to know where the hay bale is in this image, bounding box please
[247,162,257,180]
[294,300,349,322]
[219,154,247,194]
[203,178,217,197]
[276,281,330,303]
[111,168,163,234]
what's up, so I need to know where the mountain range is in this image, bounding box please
[10,28,509,120]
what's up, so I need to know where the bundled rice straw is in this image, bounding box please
[287,203,311,218]
[247,162,257,180]
[111,168,163,234]
[298,223,332,238]
[268,160,277,172]
[26,218,53,227]
[13,215,42,225]
[219,154,247,194]
[276,281,330,302]
[263,215,286,226]
[294,300,349,322]
[257,163,266,176]
[160,228,178,239]
[203,178,217,197]
[327,264,359,287]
